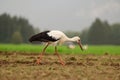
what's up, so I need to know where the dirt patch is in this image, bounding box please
[0,52,120,80]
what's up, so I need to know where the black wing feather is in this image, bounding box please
[29,31,59,42]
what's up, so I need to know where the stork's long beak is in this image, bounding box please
[77,40,83,51]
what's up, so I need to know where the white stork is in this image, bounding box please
[29,30,83,65]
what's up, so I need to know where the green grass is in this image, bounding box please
[0,44,120,55]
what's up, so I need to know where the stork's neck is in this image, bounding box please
[66,36,77,42]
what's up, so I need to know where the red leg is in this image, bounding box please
[36,43,50,64]
[54,46,65,65]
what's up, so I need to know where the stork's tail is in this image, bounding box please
[29,34,39,42]
[29,36,34,42]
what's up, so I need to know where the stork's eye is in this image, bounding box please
[76,39,80,43]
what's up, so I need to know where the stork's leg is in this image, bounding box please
[36,43,50,64]
[54,46,65,65]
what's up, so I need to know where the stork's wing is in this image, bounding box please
[29,31,60,42]
[47,30,63,40]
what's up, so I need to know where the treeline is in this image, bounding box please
[65,18,120,45]
[0,13,35,43]
[0,13,120,45]
[81,18,120,45]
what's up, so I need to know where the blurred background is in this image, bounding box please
[0,0,120,45]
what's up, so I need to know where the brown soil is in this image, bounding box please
[0,52,120,80]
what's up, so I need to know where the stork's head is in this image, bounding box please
[73,36,83,51]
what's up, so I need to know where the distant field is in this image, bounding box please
[0,44,120,55]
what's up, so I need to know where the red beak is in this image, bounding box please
[77,40,83,51]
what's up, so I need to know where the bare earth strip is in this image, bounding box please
[0,52,120,80]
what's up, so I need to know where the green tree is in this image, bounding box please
[111,23,120,45]
[11,31,23,44]
[103,21,111,44]
[0,13,35,43]
[0,13,12,43]
[87,18,111,44]
[18,17,35,43]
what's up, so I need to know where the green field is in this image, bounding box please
[0,44,120,55]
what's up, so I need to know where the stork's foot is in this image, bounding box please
[36,59,41,64]
[59,61,65,66]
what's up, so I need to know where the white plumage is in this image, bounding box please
[47,30,64,39]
